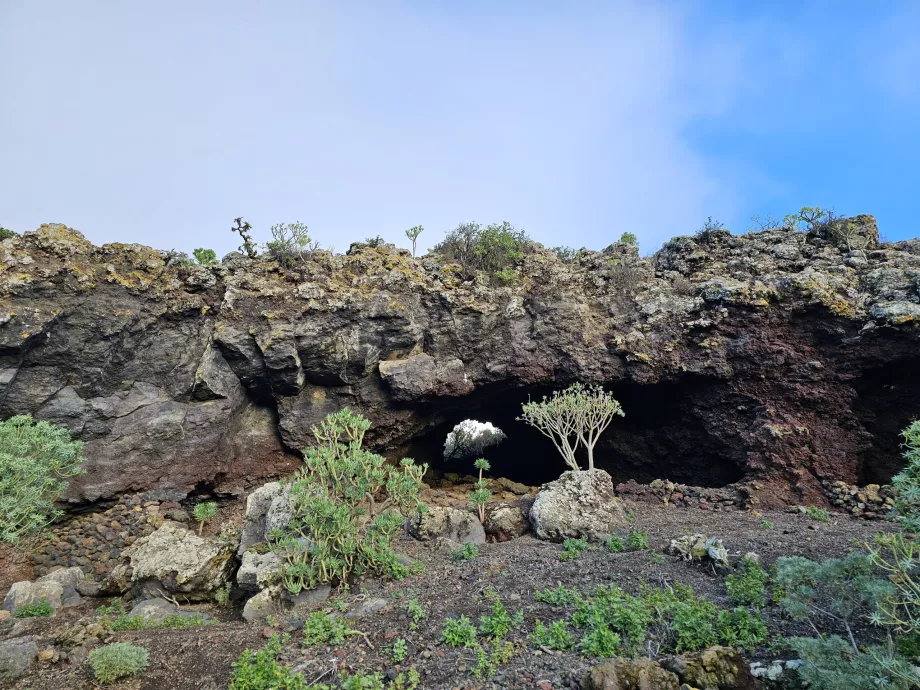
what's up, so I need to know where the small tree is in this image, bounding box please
[192,501,217,536]
[231,217,258,258]
[469,459,492,522]
[619,232,638,246]
[519,383,624,471]
[0,415,85,543]
[443,420,506,462]
[405,225,424,256]
[272,409,427,593]
[0,227,16,241]
[891,420,920,532]
[267,221,311,268]
[192,248,218,266]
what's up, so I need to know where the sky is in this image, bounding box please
[1,1,918,257]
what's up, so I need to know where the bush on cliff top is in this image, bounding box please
[431,221,532,282]
[0,415,85,544]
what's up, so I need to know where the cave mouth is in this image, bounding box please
[394,380,746,489]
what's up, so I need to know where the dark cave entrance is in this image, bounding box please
[394,379,747,488]
[853,357,920,485]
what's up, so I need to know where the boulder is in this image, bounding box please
[102,522,233,600]
[667,535,729,568]
[242,589,279,623]
[408,507,485,544]
[237,550,281,592]
[265,490,295,535]
[529,469,627,542]
[0,636,38,680]
[583,657,680,690]
[662,646,759,690]
[2,566,86,613]
[128,598,211,624]
[237,482,284,556]
[483,502,530,538]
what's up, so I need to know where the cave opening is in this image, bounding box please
[395,378,747,488]
[853,356,920,485]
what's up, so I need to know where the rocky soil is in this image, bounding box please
[1,495,892,690]
[1,219,919,507]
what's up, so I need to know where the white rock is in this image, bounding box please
[529,469,626,542]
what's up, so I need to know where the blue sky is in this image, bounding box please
[1,1,917,256]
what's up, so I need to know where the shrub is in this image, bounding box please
[443,419,506,461]
[364,235,385,247]
[626,530,648,550]
[442,615,478,647]
[551,246,584,262]
[192,248,218,265]
[530,620,575,650]
[271,409,427,594]
[302,611,359,647]
[389,637,408,662]
[891,420,920,531]
[761,518,775,530]
[231,217,258,258]
[783,206,828,233]
[405,225,423,256]
[192,501,217,535]
[0,415,85,543]
[807,505,831,523]
[451,542,479,563]
[619,232,638,246]
[518,383,624,471]
[432,221,531,282]
[406,598,426,631]
[534,586,583,607]
[87,642,150,683]
[867,532,920,634]
[560,536,592,562]
[468,458,492,522]
[725,556,769,608]
[696,216,726,241]
[109,612,211,631]
[605,535,625,553]
[715,607,768,652]
[266,221,312,267]
[789,635,918,690]
[13,599,53,618]
[0,227,17,240]
[229,635,308,690]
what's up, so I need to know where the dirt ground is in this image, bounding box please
[3,498,894,690]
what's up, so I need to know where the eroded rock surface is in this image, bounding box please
[530,469,627,541]
[1,220,919,504]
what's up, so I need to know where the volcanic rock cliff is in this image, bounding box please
[1,219,918,508]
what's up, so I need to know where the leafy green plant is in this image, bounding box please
[627,530,648,550]
[271,409,427,593]
[302,611,360,646]
[267,221,312,267]
[469,458,492,522]
[534,585,583,607]
[390,669,421,690]
[619,232,638,245]
[192,501,217,535]
[725,556,769,608]
[442,615,478,648]
[13,599,53,618]
[87,642,150,683]
[473,639,515,679]
[364,235,385,248]
[479,590,516,639]
[192,248,218,265]
[530,620,575,650]
[493,267,517,284]
[214,582,232,608]
[95,600,126,616]
[405,225,424,257]
[807,505,831,523]
[715,607,768,651]
[519,382,624,471]
[551,246,584,262]
[891,420,920,531]
[451,542,479,563]
[560,536,592,562]
[432,221,531,282]
[406,598,426,631]
[390,637,408,663]
[0,415,85,543]
[789,635,917,690]
[0,227,16,241]
[605,535,625,553]
[231,217,258,259]
[229,635,308,690]
[867,532,920,634]
[696,216,726,240]
[109,612,211,631]
[761,518,775,530]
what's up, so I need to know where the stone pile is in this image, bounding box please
[29,495,185,578]
[615,478,747,510]
[821,480,894,519]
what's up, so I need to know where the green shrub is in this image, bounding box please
[451,542,479,563]
[892,420,920,531]
[761,518,774,530]
[867,532,920,634]
[389,637,408,663]
[560,536,592,561]
[479,590,518,639]
[605,535,625,553]
[807,505,831,522]
[530,620,575,650]
[696,216,726,241]
[231,217,258,258]
[406,598,426,631]
[302,611,358,646]
[619,232,638,246]
[534,585,583,606]
[715,607,768,651]
[0,227,16,241]
[271,409,427,593]
[468,458,492,522]
[192,248,217,265]
[229,635,308,690]
[364,235,385,248]
[725,556,768,608]
[266,221,312,267]
[87,642,150,683]
[442,615,478,648]
[432,221,531,282]
[192,500,217,535]
[109,612,210,631]
[551,246,584,262]
[0,415,85,543]
[789,635,917,690]
[13,599,53,618]
[626,530,648,550]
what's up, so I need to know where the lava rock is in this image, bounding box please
[408,507,486,544]
[529,469,627,542]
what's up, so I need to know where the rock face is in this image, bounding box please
[583,657,680,690]
[530,469,626,541]
[0,636,38,680]
[102,522,233,600]
[408,507,486,544]
[3,567,85,613]
[2,220,919,505]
